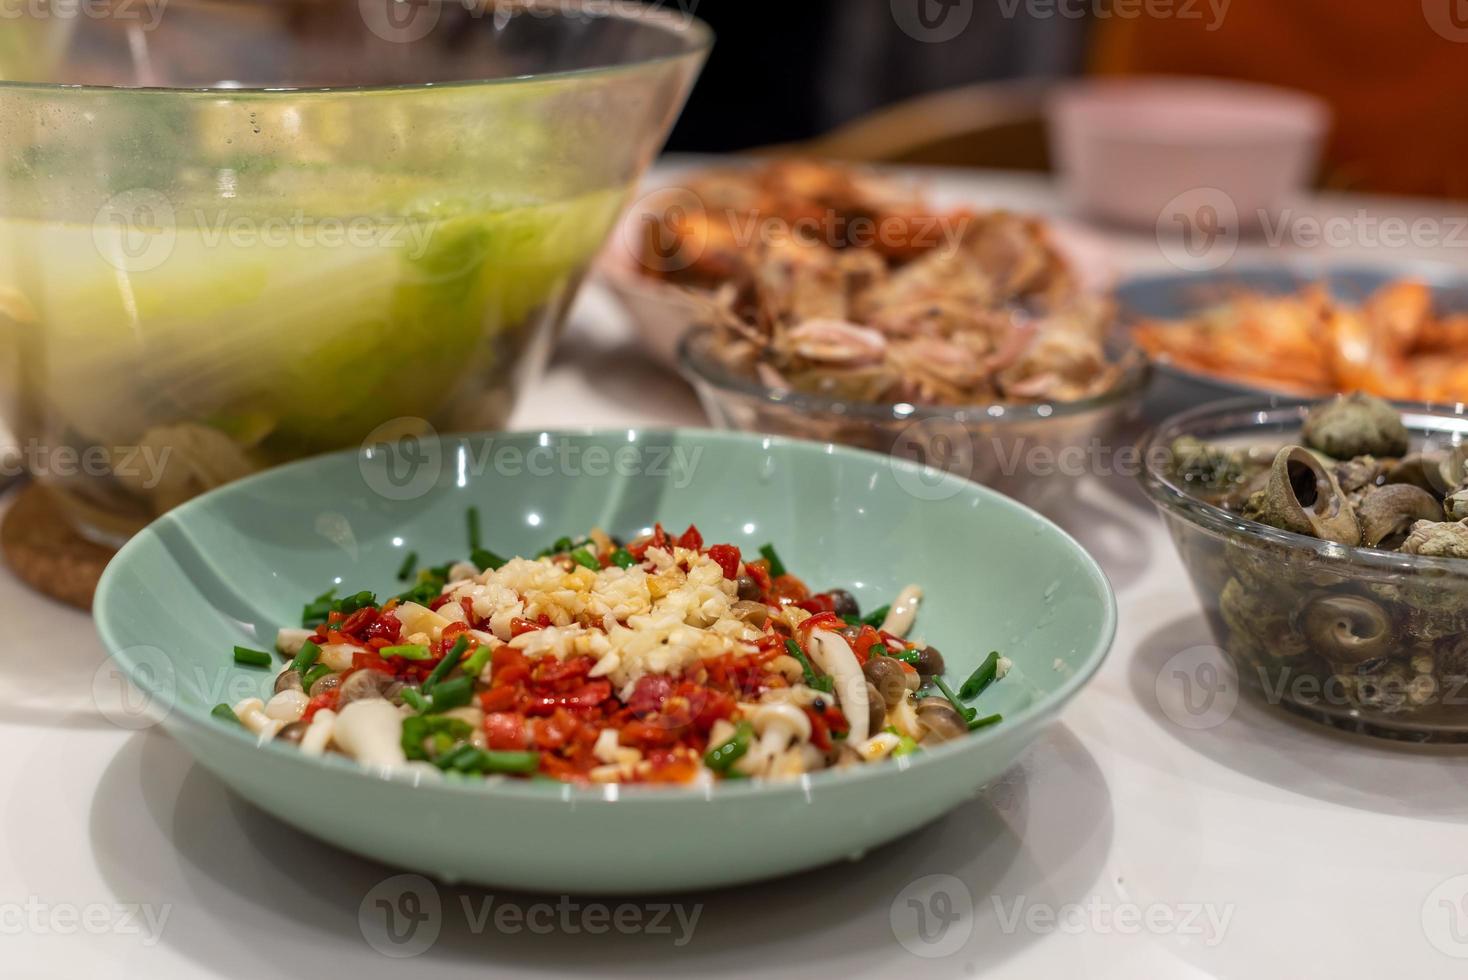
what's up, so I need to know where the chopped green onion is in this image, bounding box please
[467,506,482,552]
[784,638,832,692]
[336,591,377,616]
[380,644,432,661]
[475,750,542,775]
[892,734,920,757]
[425,676,474,713]
[889,648,923,667]
[570,548,600,571]
[933,676,977,724]
[434,743,481,771]
[968,713,1003,731]
[288,640,321,675]
[423,635,472,692]
[211,703,242,725]
[302,664,333,692]
[396,551,419,582]
[958,651,1002,701]
[301,588,337,628]
[704,721,754,771]
[460,643,494,681]
[233,646,273,669]
[758,543,787,578]
[401,715,472,761]
[537,536,576,558]
[610,548,637,569]
[472,548,507,571]
[861,604,891,628]
[401,688,430,712]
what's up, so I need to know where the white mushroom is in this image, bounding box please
[331,699,408,770]
[232,697,284,742]
[749,703,812,765]
[807,630,872,744]
[855,731,903,762]
[300,709,337,757]
[318,643,360,671]
[879,585,924,638]
[264,689,308,724]
[275,628,315,656]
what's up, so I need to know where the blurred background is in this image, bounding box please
[670,0,1468,200]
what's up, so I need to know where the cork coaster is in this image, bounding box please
[1,483,115,610]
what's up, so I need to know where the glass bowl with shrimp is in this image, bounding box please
[1122,263,1468,420]
[94,428,1116,891]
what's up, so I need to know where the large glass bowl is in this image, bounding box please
[0,0,709,544]
[1141,396,1468,742]
[680,327,1150,518]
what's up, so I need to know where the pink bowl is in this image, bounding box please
[1048,78,1330,231]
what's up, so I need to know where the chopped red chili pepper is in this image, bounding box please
[677,524,704,550]
[706,543,741,580]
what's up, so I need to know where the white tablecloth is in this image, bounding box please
[3,166,1467,979]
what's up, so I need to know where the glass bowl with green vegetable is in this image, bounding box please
[0,0,708,545]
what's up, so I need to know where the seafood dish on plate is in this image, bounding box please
[1133,277,1468,403]
[625,158,1128,406]
[220,520,1011,785]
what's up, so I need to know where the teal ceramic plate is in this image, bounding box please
[94,429,1116,893]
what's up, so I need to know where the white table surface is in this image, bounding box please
[4,166,1468,979]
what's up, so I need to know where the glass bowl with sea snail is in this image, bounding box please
[1140,393,1468,742]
